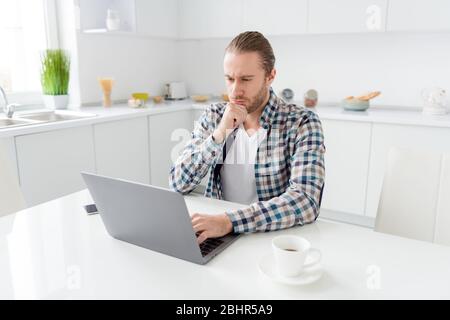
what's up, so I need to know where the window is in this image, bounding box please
[0,0,56,105]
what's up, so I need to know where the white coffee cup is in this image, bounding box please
[272,235,321,277]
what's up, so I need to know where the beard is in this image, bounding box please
[233,83,269,114]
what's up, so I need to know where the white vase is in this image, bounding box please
[106,18,120,31]
[43,95,69,110]
[106,9,121,31]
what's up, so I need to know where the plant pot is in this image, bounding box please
[43,95,69,110]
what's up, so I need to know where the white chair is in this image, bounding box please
[375,147,450,246]
[0,141,25,217]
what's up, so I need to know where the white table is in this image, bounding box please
[1,189,450,299]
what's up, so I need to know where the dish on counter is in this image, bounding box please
[153,96,163,103]
[221,93,229,102]
[131,92,149,102]
[129,92,150,108]
[341,91,381,111]
[341,98,370,111]
[191,95,210,103]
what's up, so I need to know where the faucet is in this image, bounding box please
[0,86,18,118]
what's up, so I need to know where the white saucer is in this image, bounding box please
[258,252,323,286]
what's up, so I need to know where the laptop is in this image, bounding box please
[81,172,241,265]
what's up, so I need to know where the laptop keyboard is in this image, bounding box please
[196,233,225,257]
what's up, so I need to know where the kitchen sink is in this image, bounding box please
[0,110,97,129]
[0,118,39,128]
[17,110,97,122]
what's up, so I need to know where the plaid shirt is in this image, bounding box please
[169,88,325,233]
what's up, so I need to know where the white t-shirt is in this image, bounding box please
[220,124,267,205]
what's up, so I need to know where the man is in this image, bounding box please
[170,31,325,244]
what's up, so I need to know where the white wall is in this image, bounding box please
[76,34,178,104]
[56,0,82,107]
[177,32,450,108]
[56,1,179,106]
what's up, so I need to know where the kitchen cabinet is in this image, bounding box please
[77,0,450,40]
[178,0,243,39]
[15,126,96,207]
[308,0,388,34]
[387,0,450,31]
[365,123,450,218]
[192,109,204,123]
[0,138,19,185]
[320,119,372,216]
[192,109,209,191]
[242,0,307,35]
[148,110,194,188]
[94,117,150,184]
[5,103,450,225]
[135,0,178,38]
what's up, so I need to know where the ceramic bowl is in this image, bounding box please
[132,92,149,102]
[341,98,369,111]
[191,95,210,103]
[153,96,163,103]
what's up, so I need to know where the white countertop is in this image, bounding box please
[313,104,450,128]
[194,101,450,128]
[0,101,194,138]
[1,189,450,299]
[1,100,450,138]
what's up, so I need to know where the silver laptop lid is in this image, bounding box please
[81,172,205,265]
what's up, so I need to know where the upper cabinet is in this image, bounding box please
[308,0,388,34]
[78,0,178,37]
[178,0,243,39]
[243,0,308,35]
[135,0,178,38]
[77,0,450,39]
[387,0,450,31]
[178,0,308,38]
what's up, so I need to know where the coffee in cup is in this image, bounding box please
[272,235,321,277]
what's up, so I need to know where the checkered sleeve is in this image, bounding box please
[169,105,224,194]
[225,113,326,233]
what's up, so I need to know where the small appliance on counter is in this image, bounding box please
[421,87,448,115]
[164,82,187,100]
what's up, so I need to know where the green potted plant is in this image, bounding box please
[40,49,70,109]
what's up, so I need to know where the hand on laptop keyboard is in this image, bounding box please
[191,213,233,244]
[196,232,225,257]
